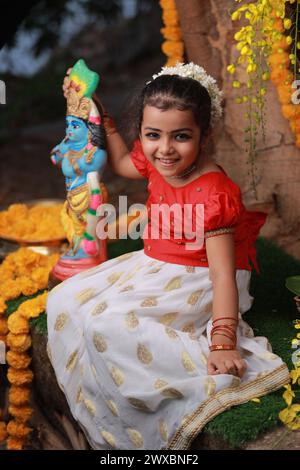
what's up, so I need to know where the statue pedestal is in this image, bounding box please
[50,239,107,285]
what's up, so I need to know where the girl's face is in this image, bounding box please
[140,105,201,181]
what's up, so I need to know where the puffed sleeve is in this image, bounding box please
[130,140,150,178]
[204,181,243,239]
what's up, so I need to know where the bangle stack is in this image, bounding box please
[209,316,238,352]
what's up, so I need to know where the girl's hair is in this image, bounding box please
[129,75,212,145]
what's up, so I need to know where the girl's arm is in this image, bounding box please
[206,233,247,378]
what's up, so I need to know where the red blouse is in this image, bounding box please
[130,140,266,272]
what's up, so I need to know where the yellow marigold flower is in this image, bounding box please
[0,422,7,442]
[7,420,32,439]
[7,313,29,335]
[8,386,30,406]
[8,405,32,423]
[0,317,8,335]
[284,18,292,30]
[250,398,261,403]
[6,437,25,450]
[6,351,31,370]
[227,64,236,74]
[290,367,300,384]
[283,384,295,406]
[6,333,32,353]
[7,368,33,386]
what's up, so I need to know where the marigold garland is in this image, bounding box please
[159,0,184,66]
[0,247,58,449]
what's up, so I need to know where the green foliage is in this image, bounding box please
[286,276,300,297]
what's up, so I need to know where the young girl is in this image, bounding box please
[46,63,289,450]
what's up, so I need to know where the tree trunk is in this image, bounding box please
[175,0,221,81]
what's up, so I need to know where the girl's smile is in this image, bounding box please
[140,105,202,182]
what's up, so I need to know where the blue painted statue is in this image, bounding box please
[50,59,107,280]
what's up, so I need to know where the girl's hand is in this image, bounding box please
[207,349,246,378]
[62,67,73,98]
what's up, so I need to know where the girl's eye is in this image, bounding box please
[145,132,160,139]
[175,133,191,141]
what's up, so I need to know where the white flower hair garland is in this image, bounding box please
[151,62,223,124]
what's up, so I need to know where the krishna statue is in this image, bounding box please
[50,59,108,281]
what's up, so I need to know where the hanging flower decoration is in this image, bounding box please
[0,248,58,450]
[159,0,185,66]
[228,0,297,197]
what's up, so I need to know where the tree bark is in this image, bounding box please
[175,0,221,81]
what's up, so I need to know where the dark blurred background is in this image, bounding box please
[0,0,165,210]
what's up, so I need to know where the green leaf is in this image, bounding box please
[286,276,300,296]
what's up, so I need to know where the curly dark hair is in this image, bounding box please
[126,74,212,146]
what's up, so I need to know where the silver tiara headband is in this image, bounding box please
[149,62,223,125]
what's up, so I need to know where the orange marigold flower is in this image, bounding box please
[268,52,290,68]
[0,297,7,314]
[161,26,182,41]
[159,0,176,9]
[7,313,29,335]
[162,10,179,27]
[0,422,8,442]
[8,405,32,423]
[7,420,32,439]
[0,317,8,335]
[6,437,25,450]
[282,104,300,120]
[9,386,30,406]
[6,333,32,353]
[270,67,293,86]
[7,368,33,386]
[162,40,184,58]
[6,351,31,370]
[277,84,292,104]
[295,134,300,148]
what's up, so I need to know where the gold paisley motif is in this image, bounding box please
[185,266,195,273]
[125,310,139,330]
[154,379,169,390]
[231,376,241,388]
[164,276,182,291]
[106,400,119,416]
[126,428,144,448]
[107,272,123,285]
[182,351,196,373]
[158,419,168,441]
[204,302,213,314]
[84,398,96,416]
[162,387,184,399]
[75,288,97,305]
[127,397,150,411]
[147,267,162,274]
[91,302,107,316]
[187,289,204,306]
[116,252,134,262]
[204,376,216,397]
[80,364,84,377]
[101,430,116,448]
[141,297,157,307]
[199,353,207,365]
[117,265,141,286]
[110,366,124,387]
[66,350,78,371]
[76,386,83,403]
[137,343,153,364]
[181,322,196,335]
[54,312,69,331]
[165,326,179,340]
[93,332,107,353]
[119,285,134,293]
[159,312,178,326]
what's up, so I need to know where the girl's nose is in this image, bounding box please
[160,137,174,155]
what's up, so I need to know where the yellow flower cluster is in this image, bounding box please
[159,0,184,66]
[0,203,65,242]
[279,320,300,430]
[0,247,58,449]
[228,0,296,195]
